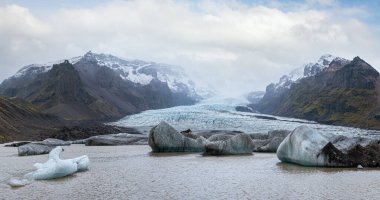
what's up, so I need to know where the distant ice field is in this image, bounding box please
[111,98,380,138]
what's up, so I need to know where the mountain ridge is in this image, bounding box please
[254,55,380,129]
[0,52,200,121]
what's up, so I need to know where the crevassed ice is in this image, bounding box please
[111,98,380,138]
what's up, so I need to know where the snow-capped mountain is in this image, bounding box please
[9,51,198,97]
[250,54,351,114]
[255,56,380,130]
[269,54,349,93]
[13,56,83,78]
[0,52,201,120]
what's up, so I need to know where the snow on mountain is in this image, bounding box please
[13,56,82,78]
[9,51,200,97]
[271,54,349,92]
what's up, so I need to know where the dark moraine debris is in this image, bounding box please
[235,106,254,113]
[254,115,277,120]
[277,125,380,167]
[85,133,148,146]
[180,129,198,139]
[51,124,140,141]
[195,130,244,139]
[320,137,380,167]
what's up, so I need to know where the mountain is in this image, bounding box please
[246,91,265,104]
[0,52,199,121]
[0,96,62,143]
[256,55,348,114]
[254,56,380,129]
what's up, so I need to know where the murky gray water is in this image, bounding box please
[1,145,380,200]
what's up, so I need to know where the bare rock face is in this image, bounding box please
[148,122,206,152]
[277,126,380,167]
[85,133,148,146]
[205,133,254,155]
[18,143,55,156]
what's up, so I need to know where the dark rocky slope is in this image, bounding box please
[255,57,380,129]
[0,96,61,143]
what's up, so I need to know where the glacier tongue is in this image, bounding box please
[111,98,380,138]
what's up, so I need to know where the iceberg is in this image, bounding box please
[276,126,332,166]
[276,126,380,167]
[8,147,89,187]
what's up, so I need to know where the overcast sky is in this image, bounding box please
[1,0,380,97]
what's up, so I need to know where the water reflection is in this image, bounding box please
[276,161,380,174]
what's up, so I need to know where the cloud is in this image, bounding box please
[306,0,338,6]
[0,0,379,97]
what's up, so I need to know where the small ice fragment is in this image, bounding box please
[7,177,30,187]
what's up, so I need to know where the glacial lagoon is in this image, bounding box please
[2,99,380,199]
[1,145,380,199]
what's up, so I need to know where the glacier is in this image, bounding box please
[7,147,89,187]
[111,97,380,138]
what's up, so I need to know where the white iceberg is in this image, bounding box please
[276,126,333,166]
[8,146,90,187]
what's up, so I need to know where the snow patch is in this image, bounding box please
[12,56,82,78]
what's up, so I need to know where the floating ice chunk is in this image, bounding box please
[276,126,332,166]
[25,147,78,180]
[7,177,30,187]
[8,146,90,187]
[71,155,90,172]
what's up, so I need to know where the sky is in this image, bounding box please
[0,0,380,97]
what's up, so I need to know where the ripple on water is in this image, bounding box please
[1,145,380,199]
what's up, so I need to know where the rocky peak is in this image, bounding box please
[348,56,377,72]
[352,56,363,63]
[331,57,379,90]
[267,54,342,95]
[317,54,335,65]
[84,51,93,56]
